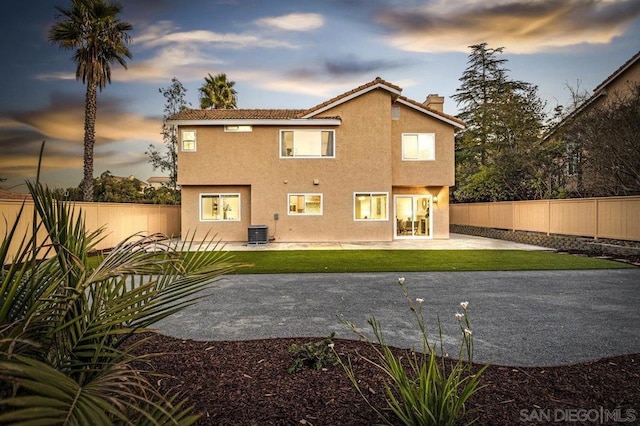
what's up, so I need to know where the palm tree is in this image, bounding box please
[199,73,238,109]
[49,0,133,202]
[0,150,241,423]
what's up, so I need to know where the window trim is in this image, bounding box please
[279,129,336,159]
[354,192,389,221]
[181,130,197,152]
[199,193,241,222]
[402,133,435,161]
[287,193,324,216]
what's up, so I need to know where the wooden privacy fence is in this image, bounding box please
[1,199,181,261]
[450,196,640,242]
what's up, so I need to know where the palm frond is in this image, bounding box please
[2,177,240,423]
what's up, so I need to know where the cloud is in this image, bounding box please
[0,93,162,189]
[376,0,640,53]
[95,19,301,83]
[283,55,403,84]
[135,20,297,49]
[255,13,325,31]
[324,57,402,76]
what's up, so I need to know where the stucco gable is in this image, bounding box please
[298,77,402,118]
[396,96,465,129]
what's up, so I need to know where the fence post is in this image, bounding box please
[594,198,599,240]
[547,200,551,236]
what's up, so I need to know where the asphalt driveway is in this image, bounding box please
[156,268,640,367]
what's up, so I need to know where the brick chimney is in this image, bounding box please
[424,94,444,112]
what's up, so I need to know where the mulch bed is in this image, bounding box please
[131,333,639,425]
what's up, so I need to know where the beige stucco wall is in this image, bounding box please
[178,88,455,242]
[391,105,456,186]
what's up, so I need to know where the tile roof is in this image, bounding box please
[170,109,306,121]
[0,189,31,200]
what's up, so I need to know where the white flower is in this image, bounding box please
[464,328,472,336]
[398,277,405,284]
[328,343,335,349]
[460,301,469,310]
[416,298,424,304]
[455,312,464,321]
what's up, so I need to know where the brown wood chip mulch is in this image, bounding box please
[130,333,639,425]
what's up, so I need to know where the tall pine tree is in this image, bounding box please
[452,43,549,202]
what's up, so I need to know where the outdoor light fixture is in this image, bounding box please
[433,195,439,204]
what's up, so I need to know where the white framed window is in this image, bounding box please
[402,133,435,161]
[200,193,240,221]
[182,130,196,152]
[224,125,252,132]
[280,130,335,158]
[288,193,323,215]
[354,192,388,221]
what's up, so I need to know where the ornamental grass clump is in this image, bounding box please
[337,278,488,426]
[0,170,241,424]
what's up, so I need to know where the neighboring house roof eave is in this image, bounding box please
[543,50,639,141]
[592,50,640,93]
[396,97,466,129]
[542,91,606,141]
[167,118,342,126]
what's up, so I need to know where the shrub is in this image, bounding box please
[287,333,338,373]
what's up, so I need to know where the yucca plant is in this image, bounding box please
[0,177,240,424]
[337,278,488,426]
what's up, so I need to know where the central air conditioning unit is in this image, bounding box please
[248,225,268,245]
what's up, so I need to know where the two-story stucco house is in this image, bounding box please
[169,78,464,243]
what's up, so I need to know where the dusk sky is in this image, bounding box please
[1,0,639,192]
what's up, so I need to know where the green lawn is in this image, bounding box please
[221,250,634,274]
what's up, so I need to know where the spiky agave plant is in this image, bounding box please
[0,179,240,424]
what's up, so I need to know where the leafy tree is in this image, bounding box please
[144,186,182,205]
[147,77,190,201]
[199,73,237,109]
[571,83,640,196]
[93,170,145,203]
[452,43,549,202]
[0,178,239,423]
[49,0,133,202]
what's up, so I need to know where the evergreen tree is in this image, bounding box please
[452,43,549,202]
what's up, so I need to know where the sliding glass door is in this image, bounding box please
[394,195,432,238]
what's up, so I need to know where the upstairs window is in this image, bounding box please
[402,133,435,161]
[288,193,323,215]
[280,130,335,158]
[182,130,196,151]
[354,193,388,220]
